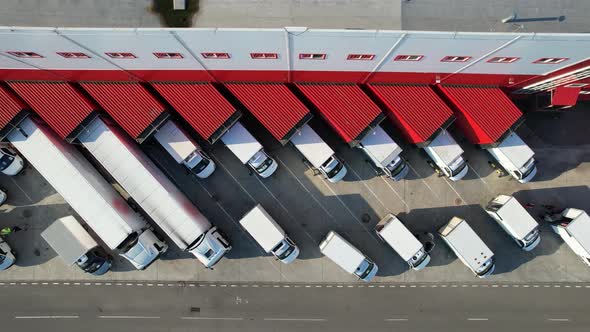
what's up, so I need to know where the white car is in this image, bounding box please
[0,147,24,176]
[0,189,6,206]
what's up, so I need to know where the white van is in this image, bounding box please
[546,208,590,267]
[220,122,278,178]
[290,124,347,183]
[0,235,16,271]
[439,217,495,278]
[485,195,540,251]
[423,129,468,181]
[375,214,430,270]
[0,147,24,176]
[153,120,216,179]
[358,126,408,181]
[240,204,299,264]
[486,132,537,183]
[319,231,378,282]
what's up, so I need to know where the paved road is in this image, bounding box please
[1,283,589,331]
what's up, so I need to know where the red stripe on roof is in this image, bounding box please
[226,83,310,142]
[8,81,95,139]
[295,83,382,143]
[80,82,165,139]
[437,85,522,144]
[368,84,453,144]
[0,85,26,130]
[551,86,581,107]
[152,82,236,142]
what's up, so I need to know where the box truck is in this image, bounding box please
[0,146,24,176]
[375,214,430,270]
[153,120,216,179]
[423,129,468,181]
[220,122,278,178]
[290,124,347,183]
[77,117,231,268]
[319,231,378,282]
[439,217,495,278]
[485,195,540,251]
[0,235,15,271]
[7,117,167,270]
[358,126,408,181]
[486,132,537,183]
[239,204,299,264]
[41,216,112,276]
[545,208,590,267]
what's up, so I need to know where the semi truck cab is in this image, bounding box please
[423,129,468,181]
[187,226,232,268]
[0,147,24,176]
[118,230,168,270]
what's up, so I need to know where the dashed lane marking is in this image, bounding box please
[98,316,160,319]
[263,318,326,322]
[467,318,489,321]
[15,316,79,319]
[385,318,408,321]
[547,318,570,322]
[180,317,244,321]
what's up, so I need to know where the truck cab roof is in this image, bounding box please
[360,126,402,167]
[426,130,464,166]
[220,122,262,164]
[490,133,534,169]
[492,195,538,239]
[563,208,590,255]
[290,124,335,168]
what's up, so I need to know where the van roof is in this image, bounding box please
[319,231,365,273]
[240,205,285,253]
[495,196,538,239]
[153,121,198,163]
[427,130,464,166]
[360,126,402,166]
[493,133,534,169]
[290,124,334,168]
[220,122,262,164]
[564,209,590,254]
[377,215,422,261]
[441,217,493,271]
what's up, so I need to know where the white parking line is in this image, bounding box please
[341,161,390,211]
[9,177,34,203]
[385,318,408,321]
[443,177,468,204]
[379,177,410,210]
[98,316,160,319]
[547,318,570,322]
[405,164,442,202]
[15,316,79,319]
[467,318,489,321]
[466,161,491,188]
[263,318,326,322]
[180,317,243,321]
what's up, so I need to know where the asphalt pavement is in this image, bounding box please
[1,283,589,331]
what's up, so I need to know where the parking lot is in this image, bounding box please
[0,103,589,283]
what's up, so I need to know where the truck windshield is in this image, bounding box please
[0,153,15,171]
[520,158,535,179]
[324,157,344,179]
[476,258,494,276]
[193,156,210,174]
[451,158,467,177]
[255,157,274,174]
[388,158,406,177]
[356,260,375,280]
[275,241,296,260]
[410,250,428,267]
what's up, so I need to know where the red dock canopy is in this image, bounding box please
[368,84,454,144]
[9,81,96,141]
[437,85,522,145]
[152,82,238,144]
[225,83,311,144]
[80,82,167,143]
[295,83,384,146]
[0,85,26,132]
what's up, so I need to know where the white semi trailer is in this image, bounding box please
[7,117,167,270]
[77,117,231,268]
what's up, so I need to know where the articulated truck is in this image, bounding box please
[7,117,167,269]
[77,116,231,268]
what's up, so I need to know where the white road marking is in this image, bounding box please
[379,176,410,210]
[465,161,491,188]
[180,317,243,321]
[406,164,442,202]
[443,177,468,204]
[263,318,326,322]
[547,318,570,322]
[209,155,257,203]
[15,316,79,319]
[385,318,408,321]
[341,161,390,211]
[98,316,160,319]
[467,318,489,321]
[9,176,34,203]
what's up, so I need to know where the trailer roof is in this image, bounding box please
[8,81,95,140]
[437,85,522,145]
[152,82,238,143]
[295,83,384,146]
[226,83,311,144]
[368,84,453,144]
[0,85,26,132]
[80,82,166,142]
